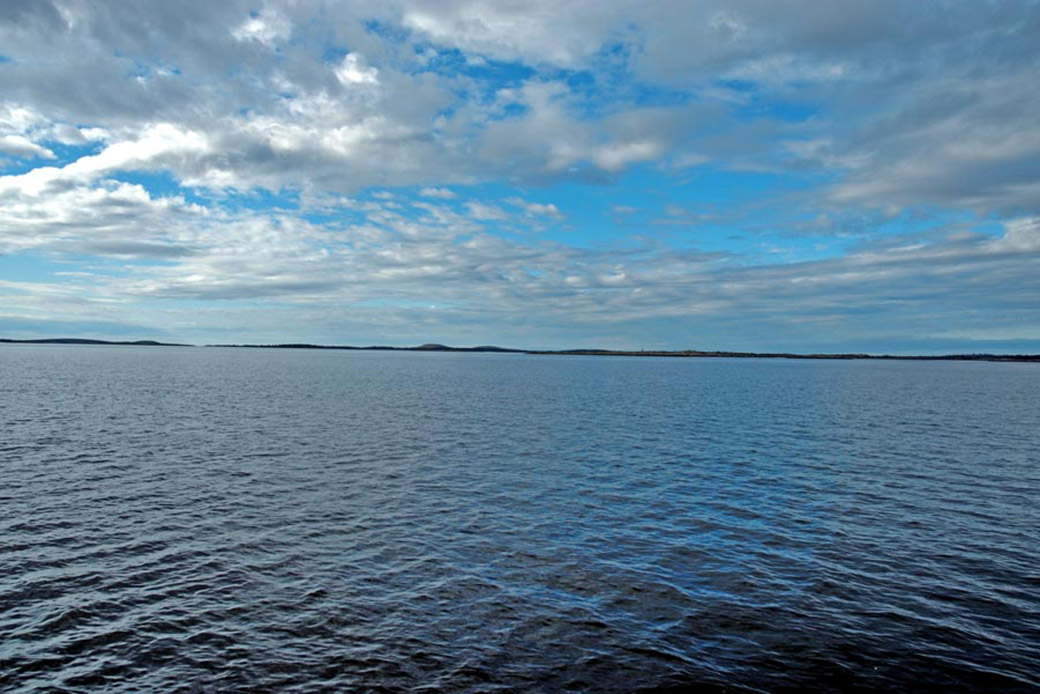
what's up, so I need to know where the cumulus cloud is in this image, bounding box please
[231,9,291,45]
[399,1,614,67]
[0,123,211,196]
[11,0,1030,201]
[420,187,457,199]
[465,201,508,221]
[593,140,666,172]
[334,53,379,86]
[0,176,205,256]
[0,0,1038,349]
[505,197,563,219]
[0,135,55,159]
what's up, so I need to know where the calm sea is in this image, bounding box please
[1,345,1038,692]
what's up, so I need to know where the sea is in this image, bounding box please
[1,345,1038,692]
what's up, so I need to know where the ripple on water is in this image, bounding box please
[1,347,1039,692]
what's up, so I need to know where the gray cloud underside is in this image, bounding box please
[0,0,1038,210]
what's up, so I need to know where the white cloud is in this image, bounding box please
[0,176,205,257]
[400,1,612,67]
[505,196,563,219]
[0,123,210,196]
[420,187,457,199]
[0,135,55,159]
[667,152,710,170]
[465,201,507,220]
[231,10,291,45]
[335,53,379,86]
[0,104,48,136]
[593,140,666,172]
[727,54,851,85]
[989,217,1040,253]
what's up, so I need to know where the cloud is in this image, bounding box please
[334,53,379,86]
[231,9,291,45]
[420,187,457,199]
[399,1,614,67]
[593,140,666,172]
[0,123,211,196]
[0,104,48,135]
[5,162,1036,348]
[0,0,1038,349]
[0,177,205,257]
[828,68,1040,212]
[465,201,507,220]
[505,196,563,219]
[0,134,54,159]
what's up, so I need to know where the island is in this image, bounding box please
[5,337,1036,362]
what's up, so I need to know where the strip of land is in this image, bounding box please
[3,338,1039,362]
[526,349,1040,362]
[0,338,188,347]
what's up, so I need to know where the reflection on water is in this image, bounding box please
[1,346,1038,692]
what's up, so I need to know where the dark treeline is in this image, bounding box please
[3,338,1039,362]
[0,338,187,347]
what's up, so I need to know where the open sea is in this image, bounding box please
[1,345,1038,693]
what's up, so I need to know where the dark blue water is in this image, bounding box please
[2,346,1038,692]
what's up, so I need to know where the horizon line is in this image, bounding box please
[2,337,1039,363]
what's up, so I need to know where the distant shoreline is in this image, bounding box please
[0,338,191,347]
[3,337,1039,363]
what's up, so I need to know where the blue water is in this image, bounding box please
[1,346,1038,692]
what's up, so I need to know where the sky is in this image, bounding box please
[1,1,1039,352]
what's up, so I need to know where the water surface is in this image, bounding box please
[2,346,1038,692]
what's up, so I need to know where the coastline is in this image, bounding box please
[3,337,1039,363]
